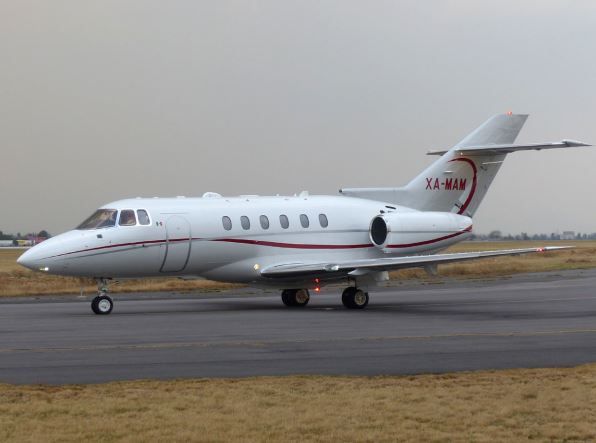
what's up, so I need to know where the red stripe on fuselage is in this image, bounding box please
[50,238,168,258]
[49,237,193,258]
[46,225,471,259]
[214,238,373,249]
[47,236,373,258]
[386,225,472,249]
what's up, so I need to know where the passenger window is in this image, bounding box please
[319,213,328,228]
[119,209,136,226]
[279,214,289,229]
[260,215,269,230]
[300,214,309,228]
[241,216,250,230]
[222,216,232,231]
[137,210,150,225]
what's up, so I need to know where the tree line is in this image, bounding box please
[0,230,51,241]
[470,231,596,241]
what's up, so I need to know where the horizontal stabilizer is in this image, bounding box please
[261,246,570,279]
[340,113,590,216]
[427,140,591,156]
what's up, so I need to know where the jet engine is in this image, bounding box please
[369,211,472,254]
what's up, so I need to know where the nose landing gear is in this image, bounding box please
[91,278,114,315]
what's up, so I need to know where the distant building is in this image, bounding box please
[29,236,48,246]
[0,240,16,247]
[561,231,575,240]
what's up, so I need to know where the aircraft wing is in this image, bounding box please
[427,140,590,156]
[260,246,569,279]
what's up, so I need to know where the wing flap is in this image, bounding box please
[260,246,570,278]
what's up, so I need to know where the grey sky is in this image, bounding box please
[2,0,595,235]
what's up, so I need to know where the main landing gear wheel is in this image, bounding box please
[91,294,113,315]
[281,289,310,307]
[342,287,369,309]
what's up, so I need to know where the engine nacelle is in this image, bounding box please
[369,211,472,254]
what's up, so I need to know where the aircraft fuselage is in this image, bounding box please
[18,194,472,288]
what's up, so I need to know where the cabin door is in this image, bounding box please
[160,216,191,273]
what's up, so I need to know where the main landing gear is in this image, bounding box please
[91,278,113,315]
[341,287,369,309]
[280,286,370,309]
[281,289,310,307]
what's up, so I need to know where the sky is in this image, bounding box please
[2,0,596,235]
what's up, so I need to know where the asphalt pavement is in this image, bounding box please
[1,269,596,384]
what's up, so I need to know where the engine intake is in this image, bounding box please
[370,216,389,245]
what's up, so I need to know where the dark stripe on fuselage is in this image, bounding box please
[46,236,374,259]
[45,226,471,260]
[50,238,179,258]
[386,225,472,249]
[214,238,373,249]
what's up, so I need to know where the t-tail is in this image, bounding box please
[340,113,590,216]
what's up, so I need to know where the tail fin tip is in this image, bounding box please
[455,113,529,148]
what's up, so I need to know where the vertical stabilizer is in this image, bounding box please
[402,114,528,216]
[340,114,530,216]
[454,114,528,148]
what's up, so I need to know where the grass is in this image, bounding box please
[2,244,595,441]
[0,249,241,297]
[391,240,596,281]
[1,241,595,297]
[1,364,595,442]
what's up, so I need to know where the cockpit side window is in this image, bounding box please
[76,209,118,230]
[119,209,137,226]
[137,209,151,225]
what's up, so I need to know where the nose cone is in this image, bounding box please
[16,236,65,272]
[17,246,45,271]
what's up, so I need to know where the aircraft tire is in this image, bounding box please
[281,290,296,307]
[293,289,310,307]
[341,287,356,308]
[91,295,113,315]
[281,289,310,307]
[342,287,369,309]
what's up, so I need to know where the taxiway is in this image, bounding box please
[1,269,596,384]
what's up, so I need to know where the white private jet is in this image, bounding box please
[18,114,590,314]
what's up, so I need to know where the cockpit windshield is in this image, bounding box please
[76,209,118,230]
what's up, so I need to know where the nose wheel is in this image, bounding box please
[342,287,369,309]
[91,294,113,315]
[92,278,114,315]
